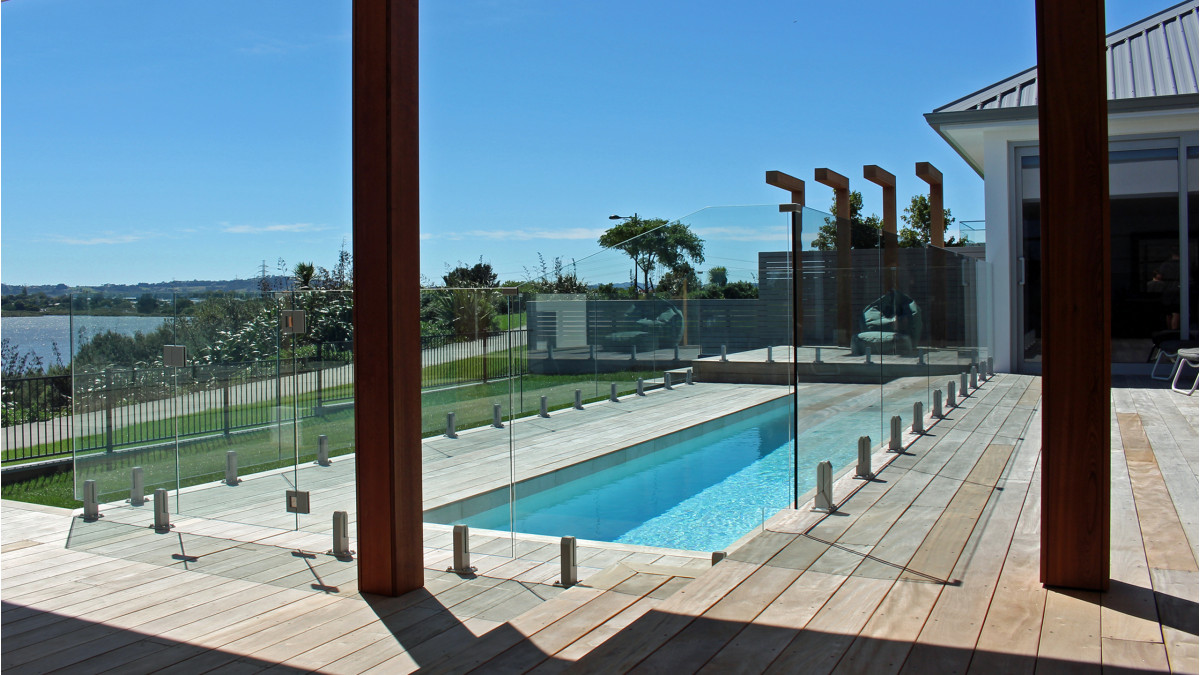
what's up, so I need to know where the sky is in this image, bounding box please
[1,0,1164,288]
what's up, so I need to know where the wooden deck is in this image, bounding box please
[2,374,1197,673]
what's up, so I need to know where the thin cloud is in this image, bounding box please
[222,223,328,235]
[693,226,788,243]
[48,233,144,246]
[463,227,604,241]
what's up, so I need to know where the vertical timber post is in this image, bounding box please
[863,165,898,291]
[766,170,806,348]
[353,0,424,596]
[814,169,852,346]
[1036,0,1110,591]
[917,162,946,348]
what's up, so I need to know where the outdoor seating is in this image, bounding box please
[601,300,683,352]
[851,290,922,356]
[1170,347,1198,395]
[1150,333,1198,380]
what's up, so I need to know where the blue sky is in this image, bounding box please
[1,0,1159,287]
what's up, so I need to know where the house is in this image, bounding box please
[925,0,1199,374]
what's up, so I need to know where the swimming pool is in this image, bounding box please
[425,387,920,552]
[428,398,787,551]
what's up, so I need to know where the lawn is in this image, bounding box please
[2,380,355,465]
[495,311,526,331]
[3,345,671,508]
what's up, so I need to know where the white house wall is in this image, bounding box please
[952,108,1198,373]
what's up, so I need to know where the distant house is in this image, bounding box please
[925,0,1198,374]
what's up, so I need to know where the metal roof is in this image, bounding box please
[933,0,1198,113]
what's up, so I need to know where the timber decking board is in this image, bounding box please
[1117,412,1198,574]
[3,375,1196,674]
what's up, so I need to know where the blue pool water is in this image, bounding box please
[459,403,801,551]
[449,392,911,551]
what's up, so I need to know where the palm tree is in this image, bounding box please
[293,262,316,290]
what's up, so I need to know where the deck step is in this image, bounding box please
[423,563,701,673]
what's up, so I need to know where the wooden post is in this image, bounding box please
[1036,0,1110,591]
[863,165,897,291]
[353,0,424,596]
[814,168,852,346]
[766,171,806,347]
[917,162,946,348]
[916,163,945,248]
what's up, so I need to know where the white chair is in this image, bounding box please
[1152,338,1197,380]
[1170,348,1198,395]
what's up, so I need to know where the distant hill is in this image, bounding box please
[1,277,292,298]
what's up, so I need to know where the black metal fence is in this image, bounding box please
[2,331,523,464]
[2,353,354,465]
[420,330,527,388]
[1,374,73,462]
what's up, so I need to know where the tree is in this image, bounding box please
[523,254,588,294]
[722,280,758,299]
[136,293,158,314]
[293,262,316,290]
[810,191,883,250]
[443,258,498,288]
[707,266,728,287]
[656,263,701,298]
[433,289,498,341]
[598,217,705,294]
[311,240,354,290]
[899,194,966,247]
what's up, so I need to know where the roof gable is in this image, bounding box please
[934,1,1197,113]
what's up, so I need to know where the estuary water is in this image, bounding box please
[1,315,169,364]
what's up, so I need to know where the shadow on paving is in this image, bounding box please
[402,576,1197,673]
[0,601,311,674]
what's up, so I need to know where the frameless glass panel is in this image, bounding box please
[1018,152,1043,369]
[283,290,356,536]
[879,224,931,454]
[72,291,178,505]
[1018,143,1189,368]
[1187,145,1198,340]
[420,287,518,557]
[1110,147,1183,363]
[496,206,799,555]
[164,292,289,524]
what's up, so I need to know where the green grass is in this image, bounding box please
[2,382,356,465]
[419,369,655,437]
[2,348,665,509]
[420,345,528,388]
[495,312,526,331]
[2,470,79,509]
[74,406,357,504]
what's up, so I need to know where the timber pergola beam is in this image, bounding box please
[1036,0,1111,591]
[915,162,944,248]
[814,168,853,347]
[863,164,898,289]
[766,170,806,348]
[766,170,806,206]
